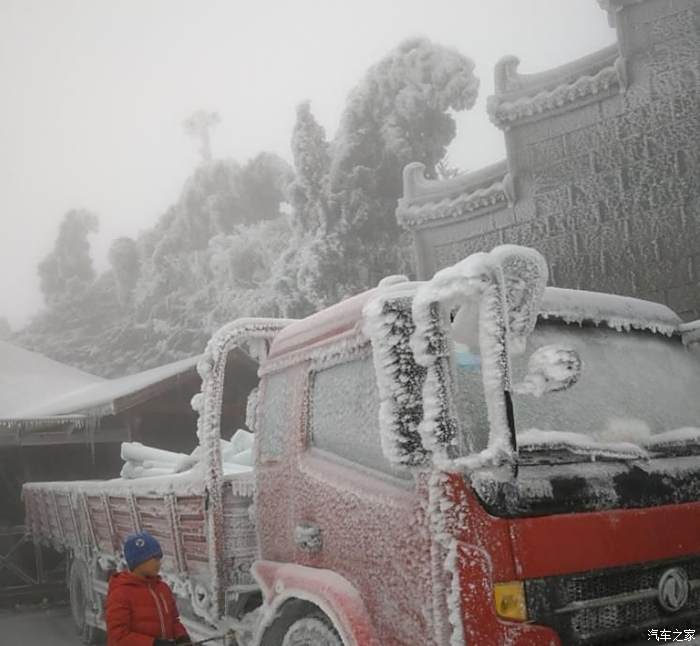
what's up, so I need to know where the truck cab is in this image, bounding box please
[240,245,700,645]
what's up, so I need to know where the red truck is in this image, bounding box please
[23,245,700,644]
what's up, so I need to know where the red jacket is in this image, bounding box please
[106,571,190,646]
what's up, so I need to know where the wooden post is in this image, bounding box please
[79,493,98,553]
[101,493,118,552]
[50,491,66,546]
[128,492,141,534]
[34,533,45,585]
[166,493,186,575]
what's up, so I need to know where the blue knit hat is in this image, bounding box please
[123,531,163,570]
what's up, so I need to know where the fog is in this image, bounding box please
[0,0,614,329]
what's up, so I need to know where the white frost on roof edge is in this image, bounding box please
[10,354,202,419]
[0,340,103,418]
[488,63,620,128]
[397,179,508,228]
[540,287,680,335]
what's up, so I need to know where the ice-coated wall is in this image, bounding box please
[399,0,700,320]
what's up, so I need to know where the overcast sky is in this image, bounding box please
[0,0,615,328]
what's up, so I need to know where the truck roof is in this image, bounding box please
[540,287,680,334]
[268,289,378,360]
[268,284,682,361]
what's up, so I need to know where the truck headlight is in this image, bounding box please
[494,581,528,621]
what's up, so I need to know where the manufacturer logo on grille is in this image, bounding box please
[657,567,689,613]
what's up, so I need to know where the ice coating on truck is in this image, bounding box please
[22,244,700,645]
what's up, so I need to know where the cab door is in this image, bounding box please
[290,346,433,645]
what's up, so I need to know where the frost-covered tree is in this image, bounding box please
[281,38,478,312]
[265,102,332,316]
[331,37,478,187]
[183,110,220,163]
[16,38,477,376]
[108,237,141,305]
[239,152,294,224]
[288,101,330,233]
[113,153,292,371]
[17,266,121,372]
[150,155,293,259]
[38,209,99,306]
[19,150,293,376]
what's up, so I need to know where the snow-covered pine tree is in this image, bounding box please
[289,101,331,234]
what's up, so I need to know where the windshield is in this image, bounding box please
[510,320,700,447]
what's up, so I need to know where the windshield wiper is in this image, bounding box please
[516,430,648,465]
[642,428,700,458]
[517,445,644,465]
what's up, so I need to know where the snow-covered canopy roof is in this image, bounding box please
[1,343,256,427]
[9,354,204,420]
[0,340,104,418]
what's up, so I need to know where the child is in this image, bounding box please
[106,531,192,646]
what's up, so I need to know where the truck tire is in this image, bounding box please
[281,611,344,646]
[69,558,101,644]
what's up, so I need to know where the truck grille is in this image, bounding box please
[525,556,700,644]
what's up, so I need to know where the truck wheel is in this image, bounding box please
[281,612,344,646]
[69,559,101,644]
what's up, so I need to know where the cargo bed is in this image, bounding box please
[23,469,257,637]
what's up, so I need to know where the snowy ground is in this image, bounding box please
[0,605,91,646]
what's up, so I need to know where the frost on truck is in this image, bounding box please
[23,245,700,645]
[400,246,700,643]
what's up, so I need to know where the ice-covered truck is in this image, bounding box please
[23,245,700,645]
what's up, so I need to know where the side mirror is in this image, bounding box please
[513,345,582,397]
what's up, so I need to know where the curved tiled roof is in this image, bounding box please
[396,160,511,229]
[487,44,623,129]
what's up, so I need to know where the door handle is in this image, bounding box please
[294,522,322,552]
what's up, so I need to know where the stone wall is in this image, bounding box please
[398,0,700,320]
